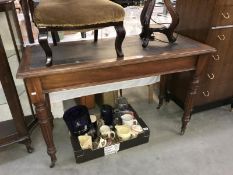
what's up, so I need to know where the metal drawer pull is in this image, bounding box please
[207,73,215,80]
[203,91,210,97]
[222,12,230,19]
[212,54,220,61]
[217,34,226,40]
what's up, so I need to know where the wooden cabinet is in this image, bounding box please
[167,0,233,112]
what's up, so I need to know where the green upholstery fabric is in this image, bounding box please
[34,0,125,27]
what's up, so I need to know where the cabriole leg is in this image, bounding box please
[38,28,53,67]
[114,22,126,58]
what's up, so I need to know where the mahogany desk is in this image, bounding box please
[17,34,215,167]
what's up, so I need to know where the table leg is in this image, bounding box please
[35,102,57,168]
[26,78,57,167]
[180,74,198,135]
[181,56,208,135]
[45,94,54,129]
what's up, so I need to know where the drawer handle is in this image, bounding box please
[212,54,220,61]
[203,91,210,97]
[217,34,226,41]
[207,73,215,80]
[222,12,230,19]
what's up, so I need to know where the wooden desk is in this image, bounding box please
[17,34,215,167]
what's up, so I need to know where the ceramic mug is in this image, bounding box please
[131,124,143,137]
[90,115,98,130]
[116,97,129,111]
[99,125,115,139]
[87,115,98,140]
[100,104,114,126]
[78,135,93,150]
[115,125,132,141]
[121,114,138,127]
[97,137,107,148]
[90,115,97,124]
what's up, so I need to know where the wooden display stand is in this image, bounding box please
[0,36,36,151]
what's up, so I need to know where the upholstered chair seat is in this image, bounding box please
[29,0,126,66]
[34,0,125,27]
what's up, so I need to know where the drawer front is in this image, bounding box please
[216,0,233,6]
[207,28,232,52]
[199,28,233,85]
[194,81,233,106]
[200,65,222,83]
[212,6,233,27]
[218,64,233,82]
[212,82,233,101]
[194,82,216,106]
[206,28,233,66]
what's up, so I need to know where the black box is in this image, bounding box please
[70,105,150,163]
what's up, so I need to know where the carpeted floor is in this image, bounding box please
[0,86,232,175]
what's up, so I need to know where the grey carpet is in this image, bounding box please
[0,87,232,175]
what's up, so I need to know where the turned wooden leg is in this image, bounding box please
[51,31,60,46]
[181,75,199,135]
[94,30,98,42]
[35,102,57,168]
[21,138,34,153]
[38,28,53,67]
[45,93,54,129]
[114,22,126,58]
[26,78,57,167]
[181,57,208,135]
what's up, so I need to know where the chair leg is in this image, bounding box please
[94,30,98,42]
[114,22,126,58]
[51,31,60,46]
[38,29,53,67]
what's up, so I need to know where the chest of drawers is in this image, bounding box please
[167,0,233,112]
